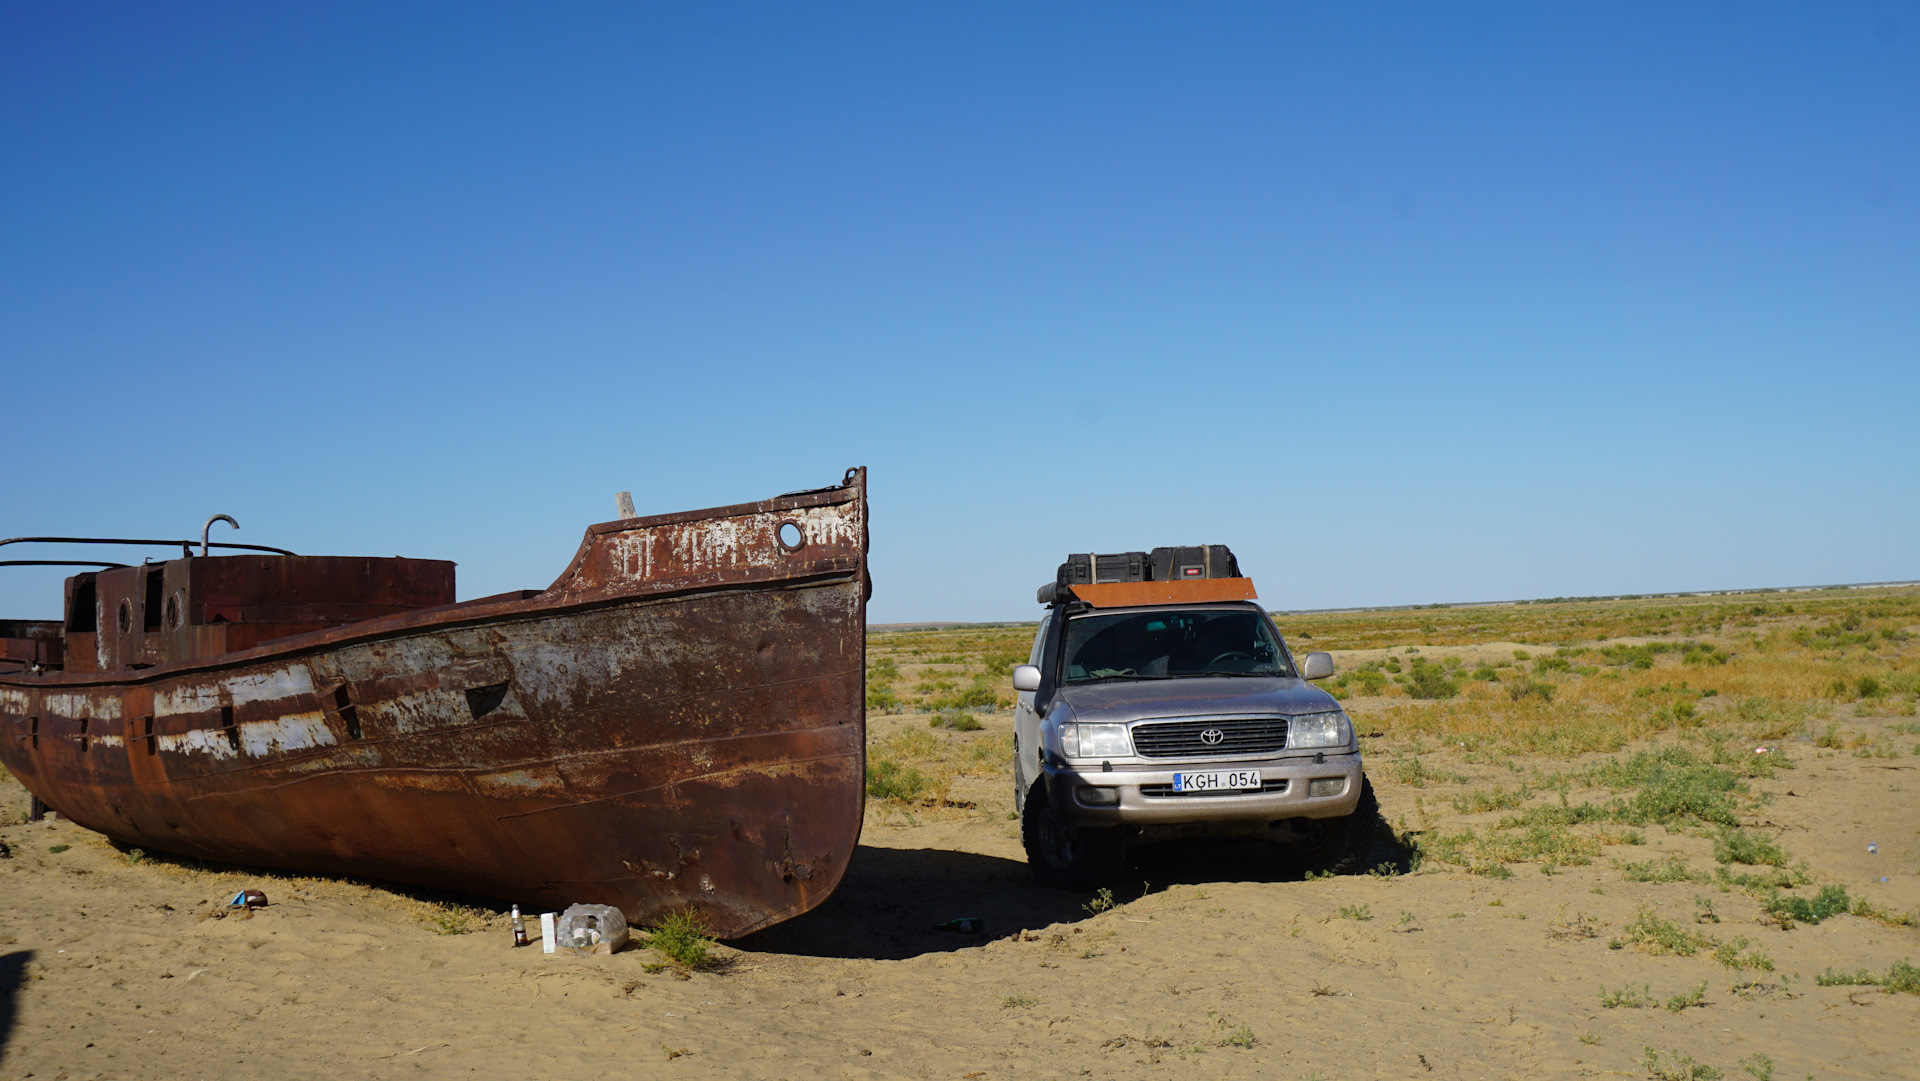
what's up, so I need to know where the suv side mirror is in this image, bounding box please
[1301,652,1335,681]
[1011,664,1042,692]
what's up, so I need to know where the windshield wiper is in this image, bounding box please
[1070,674,1178,684]
[1197,670,1288,678]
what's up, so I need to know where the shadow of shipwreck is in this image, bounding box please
[739,805,1407,960]
[734,845,1091,960]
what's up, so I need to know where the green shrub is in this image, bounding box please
[1614,905,1716,957]
[1664,981,1708,1012]
[1763,885,1850,925]
[1348,669,1388,694]
[427,904,489,935]
[1712,938,1773,973]
[1600,643,1669,669]
[1816,960,1919,994]
[1591,748,1743,827]
[1405,664,1458,699]
[1714,863,1810,893]
[1713,829,1788,868]
[1507,678,1555,702]
[865,758,930,801]
[647,909,714,969]
[929,680,1003,711]
[929,709,983,731]
[1599,983,1652,1008]
[1216,1023,1256,1049]
[1851,898,1917,927]
[1617,857,1709,884]
[1450,786,1528,814]
[1643,1046,1722,1081]
[1682,642,1730,666]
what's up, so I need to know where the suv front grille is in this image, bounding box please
[1131,715,1289,758]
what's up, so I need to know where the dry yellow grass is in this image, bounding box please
[870,585,1920,761]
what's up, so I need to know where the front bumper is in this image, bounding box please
[1043,751,1364,827]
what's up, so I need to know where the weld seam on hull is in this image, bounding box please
[488,750,861,820]
[174,733,858,805]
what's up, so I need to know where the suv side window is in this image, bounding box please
[1028,613,1051,667]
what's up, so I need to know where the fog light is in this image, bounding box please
[1077,785,1120,806]
[1308,777,1345,797]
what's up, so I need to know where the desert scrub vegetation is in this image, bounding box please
[644,909,715,970]
[861,589,1917,827]
[1274,585,1919,755]
[1392,739,1883,897]
[1815,960,1920,994]
[423,902,490,936]
[866,624,1031,714]
[1272,585,1920,652]
[864,722,1011,808]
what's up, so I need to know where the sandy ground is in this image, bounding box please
[2,712,1916,1080]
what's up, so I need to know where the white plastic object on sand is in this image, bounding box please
[539,912,557,954]
[554,903,631,957]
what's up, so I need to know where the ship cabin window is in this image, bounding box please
[66,578,98,633]
[143,567,167,631]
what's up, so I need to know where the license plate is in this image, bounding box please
[1172,770,1261,792]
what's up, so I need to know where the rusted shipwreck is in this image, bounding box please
[0,470,869,938]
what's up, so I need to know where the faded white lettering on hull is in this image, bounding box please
[230,668,316,707]
[155,684,222,718]
[159,726,239,760]
[157,711,338,759]
[44,693,121,721]
[238,711,335,756]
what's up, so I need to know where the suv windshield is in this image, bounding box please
[1060,608,1293,683]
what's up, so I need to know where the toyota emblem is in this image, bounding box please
[1198,728,1225,745]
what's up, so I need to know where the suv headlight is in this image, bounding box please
[1061,722,1132,759]
[1289,711,1352,749]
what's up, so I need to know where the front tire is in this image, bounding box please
[1282,774,1380,876]
[1022,781,1124,890]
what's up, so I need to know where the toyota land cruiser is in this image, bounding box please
[1010,547,1377,889]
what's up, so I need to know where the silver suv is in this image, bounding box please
[1010,582,1376,889]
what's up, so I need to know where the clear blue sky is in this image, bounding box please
[3,4,1915,624]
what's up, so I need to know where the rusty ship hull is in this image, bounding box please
[0,471,868,938]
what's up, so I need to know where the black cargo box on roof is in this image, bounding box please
[1058,552,1147,587]
[1151,545,1239,582]
[1050,545,1241,600]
